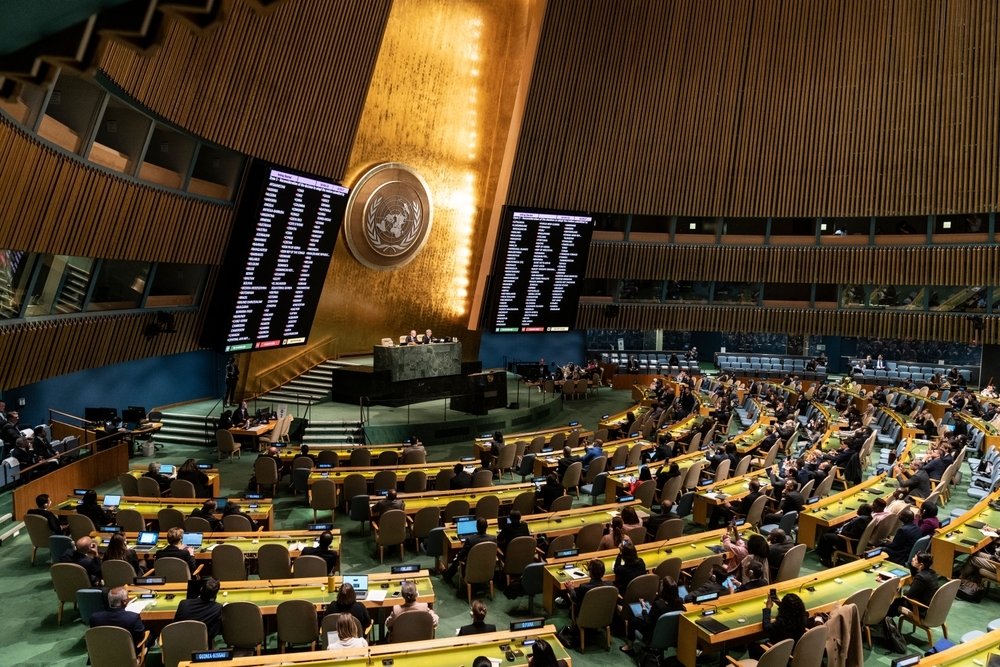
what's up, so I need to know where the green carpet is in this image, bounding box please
[1,386,999,666]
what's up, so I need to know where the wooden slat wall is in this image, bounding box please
[0,116,232,263]
[578,303,994,345]
[98,0,393,179]
[586,242,1000,286]
[0,310,206,390]
[509,0,1000,217]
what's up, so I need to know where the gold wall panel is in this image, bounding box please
[99,0,393,177]
[0,117,233,262]
[509,0,1000,217]
[240,0,536,384]
[586,242,1000,287]
[577,303,993,346]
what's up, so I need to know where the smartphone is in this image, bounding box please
[768,588,778,602]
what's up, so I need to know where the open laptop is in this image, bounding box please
[183,533,204,548]
[342,574,369,600]
[159,464,175,475]
[456,517,479,541]
[133,531,160,553]
[102,494,122,510]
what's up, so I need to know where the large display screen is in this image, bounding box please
[487,207,595,333]
[203,161,349,353]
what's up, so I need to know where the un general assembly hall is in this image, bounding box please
[4,1,1000,666]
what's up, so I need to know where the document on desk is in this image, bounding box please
[126,598,155,614]
[366,589,388,602]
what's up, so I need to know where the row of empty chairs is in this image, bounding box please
[600,351,700,373]
[717,354,827,380]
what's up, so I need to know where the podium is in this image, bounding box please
[450,370,508,415]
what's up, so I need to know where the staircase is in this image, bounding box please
[303,420,365,446]
[0,512,24,546]
[151,411,215,448]
[54,264,91,314]
[255,360,336,406]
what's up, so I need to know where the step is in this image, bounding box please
[0,521,23,546]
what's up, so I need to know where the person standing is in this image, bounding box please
[225,356,240,406]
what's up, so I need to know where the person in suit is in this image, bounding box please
[224,356,240,406]
[143,462,172,494]
[568,558,606,618]
[301,530,340,574]
[613,540,646,594]
[385,580,439,634]
[887,552,941,617]
[749,592,809,659]
[443,517,495,583]
[177,459,212,498]
[222,502,258,530]
[420,329,433,344]
[766,530,794,580]
[61,535,103,585]
[457,599,496,635]
[450,462,473,490]
[896,462,931,499]
[710,479,762,528]
[231,400,251,428]
[580,439,605,470]
[556,445,581,479]
[816,503,873,567]
[536,474,565,511]
[77,490,112,528]
[405,329,419,345]
[155,527,197,574]
[497,509,531,553]
[189,500,222,531]
[103,533,144,576]
[26,493,66,534]
[175,578,223,641]
[90,586,145,644]
[371,490,405,525]
[883,508,922,565]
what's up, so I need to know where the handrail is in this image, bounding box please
[251,336,339,396]
[14,412,127,478]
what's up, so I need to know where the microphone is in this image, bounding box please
[798,576,820,593]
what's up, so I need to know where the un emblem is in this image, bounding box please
[344,163,433,270]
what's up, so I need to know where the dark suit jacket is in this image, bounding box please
[450,471,472,490]
[456,533,496,563]
[327,600,371,634]
[497,522,531,552]
[27,508,63,534]
[175,598,223,639]
[885,522,922,564]
[78,503,111,528]
[905,568,940,609]
[838,514,872,540]
[90,607,145,643]
[537,482,565,510]
[457,621,497,636]
[155,544,197,573]
[62,549,103,585]
[301,545,339,573]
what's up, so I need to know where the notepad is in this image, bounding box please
[125,599,155,613]
[365,589,388,603]
[696,617,729,634]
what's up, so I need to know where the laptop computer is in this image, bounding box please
[183,533,204,548]
[342,574,369,600]
[133,531,159,553]
[159,464,175,475]
[456,517,479,541]
[102,495,122,509]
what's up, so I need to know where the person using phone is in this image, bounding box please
[750,591,809,659]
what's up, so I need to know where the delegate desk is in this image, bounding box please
[895,388,949,421]
[373,341,461,382]
[128,571,434,627]
[307,461,468,503]
[959,413,1000,453]
[230,420,277,449]
[118,529,341,565]
[930,487,1000,579]
[598,403,651,431]
[278,443,408,464]
[178,626,570,667]
[473,425,594,459]
[542,526,755,613]
[531,436,649,477]
[677,553,907,666]
[797,475,895,548]
[441,501,642,563]
[55,496,274,530]
[917,626,1000,666]
[127,467,221,497]
[385,483,534,516]
[693,468,772,526]
[604,450,707,503]
[729,417,771,457]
